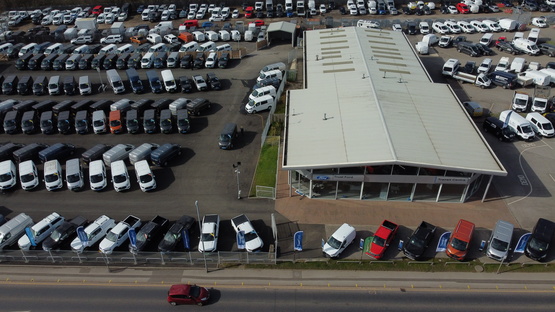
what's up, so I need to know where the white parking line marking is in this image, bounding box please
[507,144,546,205]
[549,174,555,183]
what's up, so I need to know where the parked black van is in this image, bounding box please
[3,110,21,134]
[91,54,106,70]
[21,110,38,134]
[78,54,94,70]
[483,117,516,142]
[38,143,75,163]
[40,111,55,134]
[525,218,555,261]
[70,100,93,115]
[17,75,33,95]
[146,70,163,93]
[40,53,58,70]
[0,143,24,161]
[159,109,173,134]
[27,54,45,70]
[126,109,140,134]
[13,143,49,163]
[180,54,193,69]
[218,123,238,150]
[130,99,153,114]
[32,100,56,114]
[151,98,172,113]
[74,110,89,134]
[126,68,144,94]
[127,52,143,69]
[32,75,48,95]
[88,99,112,113]
[102,53,119,70]
[116,53,131,70]
[186,98,211,116]
[13,100,37,112]
[82,143,111,165]
[2,75,18,94]
[177,109,190,134]
[63,76,77,95]
[488,71,517,89]
[151,143,181,166]
[57,110,72,134]
[15,52,34,70]
[179,76,193,93]
[143,109,157,134]
[52,100,75,115]
[52,54,70,71]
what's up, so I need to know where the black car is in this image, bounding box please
[483,116,516,142]
[193,53,205,69]
[218,52,229,69]
[339,6,346,14]
[402,221,436,260]
[328,1,336,10]
[525,218,555,261]
[42,216,87,251]
[130,216,169,253]
[457,42,480,57]
[158,215,196,252]
[496,41,521,55]
[539,43,555,57]
[206,72,221,90]
[179,76,193,93]
[476,43,493,56]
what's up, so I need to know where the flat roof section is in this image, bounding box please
[284,26,506,176]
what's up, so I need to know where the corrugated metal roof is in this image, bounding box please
[283,26,507,176]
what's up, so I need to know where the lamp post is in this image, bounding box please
[96,67,104,92]
[233,162,241,199]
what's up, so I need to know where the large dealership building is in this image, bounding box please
[282,26,507,203]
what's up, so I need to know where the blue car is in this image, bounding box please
[136,5,145,14]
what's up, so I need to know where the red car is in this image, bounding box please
[366,220,399,259]
[456,3,470,14]
[167,284,210,306]
[245,6,254,18]
[254,19,265,27]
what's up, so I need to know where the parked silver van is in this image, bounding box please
[18,160,39,190]
[65,158,84,191]
[92,110,107,134]
[486,220,514,262]
[103,143,135,166]
[43,160,63,191]
[129,143,159,165]
[106,69,125,94]
[0,213,33,250]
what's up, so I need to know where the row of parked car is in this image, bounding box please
[0,210,261,255]
[0,142,183,192]
[324,217,555,262]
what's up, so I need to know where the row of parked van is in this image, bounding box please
[484,110,555,142]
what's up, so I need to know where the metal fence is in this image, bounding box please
[256,185,276,199]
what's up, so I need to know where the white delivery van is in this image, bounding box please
[0,160,17,190]
[422,34,439,46]
[249,85,277,101]
[110,160,130,192]
[106,69,125,94]
[205,30,219,41]
[205,52,217,68]
[18,160,39,190]
[161,69,178,93]
[92,110,107,134]
[89,160,107,191]
[192,31,205,42]
[499,110,535,141]
[116,43,135,54]
[99,44,117,55]
[197,41,216,52]
[179,41,199,52]
[245,94,275,113]
[65,158,84,191]
[78,76,92,95]
[526,112,554,137]
[260,62,286,74]
[147,33,162,44]
[148,42,166,53]
[419,21,430,34]
[44,43,63,55]
[110,98,133,112]
[135,159,156,192]
[218,30,230,41]
[512,38,540,55]
[479,33,493,46]
[19,43,38,57]
[257,69,283,82]
[231,30,241,41]
[518,70,550,86]
[169,98,191,115]
[510,57,526,73]
[0,213,34,250]
[141,52,155,68]
[216,43,232,52]
[322,223,356,258]
[43,160,63,191]
[103,144,134,166]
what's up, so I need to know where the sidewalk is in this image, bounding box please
[1,265,554,291]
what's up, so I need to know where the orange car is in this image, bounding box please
[130,36,147,44]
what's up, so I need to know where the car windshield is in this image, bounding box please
[151,80,161,88]
[528,237,548,251]
[543,123,553,130]
[144,119,155,127]
[178,119,189,127]
[93,120,104,127]
[90,173,104,183]
[372,236,386,247]
[21,172,35,183]
[244,231,259,242]
[491,238,509,252]
[44,173,59,183]
[219,134,231,142]
[522,125,533,133]
[326,236,342,249]
[201,232,215,242]
[22,120,34,127]
[163,232,179,245]
[67,173,80,183]
[139,174,153,183]
[76,120,86,127]
[50,229,62,241]
[105,231,117,242]
[113,174,127,183]
[4,120,15,127]
[41,120,52,127]
[408,237,425,249]
[110,120,121,127]
[161,119,171,127]
[0,172,12,182]
[450,237,468,251]
[127,119,138,127]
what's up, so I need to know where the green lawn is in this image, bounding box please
[249,137,280,197]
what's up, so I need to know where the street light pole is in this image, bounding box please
[195,200,208,273]
[96,67,104,92]
[233,162,241,199]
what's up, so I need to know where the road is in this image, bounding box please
[1,282,554,311]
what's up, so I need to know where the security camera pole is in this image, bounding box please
[233,162,241,199]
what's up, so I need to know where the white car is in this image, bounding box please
[470,20,489,33]
[320,4,327,13]
[192,74,207,91]
[164,34,178,44]
[231,214,263,252]
[532,17,548,28]
[187,11,196,19]
[477,58,493,74]
[232,9,240,18]
[221,7,231,18]
[100,34,123,44]
[8,16,23,26]
[447,5,458,14]
[483,20,501,32]
[444,21,461,34]
[96,13,106,24]
[70,215,116,253]
[322,223,356,258]
[135,160,156,192]
[41,15,53,25]
[432,22,449,34]
[209,14,225,22]
[392,24,402,31]
[71,35,93,44]
[349,6,358,15]
[196,8,206,19]
[457,21,475,34]
[198,214,220,252]
[117,12,128,21]
[369,7,378,14]
[358,6,367,14]
[18,212,65,250]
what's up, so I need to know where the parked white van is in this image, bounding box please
[89,160,107,191]
[192,31,206,42]
[179,41,199,52]
[169,98,192,115]
[161,69,178,93]
[43,160,63,191]
[205,52,217,68]
[18,212,64,250]
[19,43,38,57]
[116,43,135,54]
[141,52,155,69]
[245,94,275,114]
[103,144,134,166]
[111,160,130,192]
[216,43,232,52]
[147,33,162,44]
[518,70,550,86]
[92,110,107,134]
[44,43,62,55]
[526,112,554,137]
[510,57,526,73]
[205,30,219,41]
[322,223,356,258]
[486,220,514,261]
[512,38,540,55]
[65,158,84,191]
[78,76,92,95]
[197,41,216,52]
[135,159,156,192]
[257,69,283,82]
[0,160,17,190]
[0,213,33,250]
[18,160,39,190]
[499,110,535,141]
[148,42,166,53]
[106,69,125,94]
[249,86,277,101]
[99,44,117,55]
[260,62,286,75]
[218,30,230,41]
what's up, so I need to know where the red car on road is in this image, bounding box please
[366,220,399,259]
[167,284,210,306]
